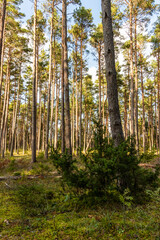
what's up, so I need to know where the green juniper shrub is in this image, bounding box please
[50,121,159,202]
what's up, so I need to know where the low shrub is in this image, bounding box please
[50,122,159,202]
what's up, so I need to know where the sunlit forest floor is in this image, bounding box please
[0,152,160,239]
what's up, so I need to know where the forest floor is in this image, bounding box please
[0,152,160,239]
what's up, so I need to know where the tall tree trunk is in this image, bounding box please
[124,73,128,139]
[134,13,139,151]
[129,0,134,136]
[75,40,79,154]
[157,43,160,155]
[23,115,25,155]
[0,49,10,154]
[42,93,46,152]
[54,76,60,149]
[101,0,124,146]
[62,0,72,154]
[1,49,10,157]
[98,44,102,122]
[61,0,65,153]
[37,86,42,152]
[79,37,83,152]
[0,21,5,104]
[0,0,6,67]
[140,53,146,152]
[50,34,56,147]
[32,0,37,163]
[72,71,75,154]
[45,0,54,159]
[10,61,21,156]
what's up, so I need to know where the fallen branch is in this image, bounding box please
[0,171,60,181]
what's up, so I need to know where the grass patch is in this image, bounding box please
[0,153,159,239]
[0,176,160,239]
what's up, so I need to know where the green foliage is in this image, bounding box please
[50,122,159,201]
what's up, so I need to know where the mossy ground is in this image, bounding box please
[0,152,160,239]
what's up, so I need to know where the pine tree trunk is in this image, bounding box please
[50,14,56,147]
[32,0,37,163]
[79,38,83,152]
[129,0,134,136]
[157,43,160,155]
[0,21,5,104]
[61,0,65,153]
[124,75,128,139]
[23,115,25,155]
[42,94,46,152]
[101,0,124,146]
[134,13,139,151]
[10,62,21,156]
[98,44,102,122]
[0,0,6,67]
[45,0,54,159]
[75,40,79,155]
[54,77,60,149]
[0,49,10,155]
[37,86,42,152]
[140,53,146,152]
[1,49,10,157]
[63,0,72,154]
[72,72,75,154]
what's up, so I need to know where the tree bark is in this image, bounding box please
[134,13,139,151]
[10,61,21,156]
[32,0,37,163]
[45,0,54,159]
[0,0,6,68]
[129,0,134,136]
[62,0,72,154]
[101,0,124,146]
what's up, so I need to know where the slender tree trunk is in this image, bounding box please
[23,115,25,155]
[98,44,102,122]
[32,0,37,163]
[72,71,75,154]
[37,86,42,152]
[79,37,83,152]
[0,0,6,68]
[1,50,10,157]
[61,0,65,153]
[54,76,60,149]
[45,0,54,159]
[101,0,124,146]
[50,37,56,147]
[124,73,128,139]
[42,93,46,152]
[0,21,5,104]
[0,49,10,154]
[140,53,146,152]
[134,13,139,151]
[10,61,21,156]
[157,43,160,155]
[63,0,72,154]
[129,0,134,136]
[102,80,105,138]
[75,40,79,154]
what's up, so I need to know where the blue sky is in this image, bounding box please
[20,0,159,80]
[20,0,101,25]
[20,0,101,78]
